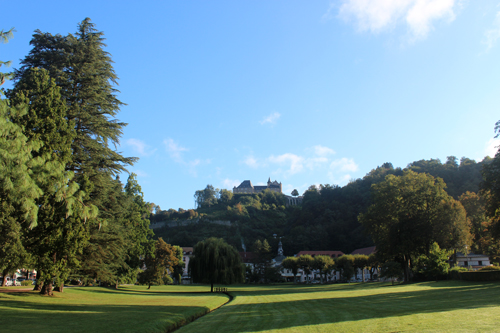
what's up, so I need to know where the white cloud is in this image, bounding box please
[328,174,352,186]
[337,0,457,40]
[484,138,500,158]
[260,112,281,125]
[268,153,305,176]
[314,145,336,157]
[163,138,188,163]
[126,138,156,156]
[244,156,260,168]
[163,138,209,176]
[222,178,241,189]
[484,10,500,51]
[330,158,359,173]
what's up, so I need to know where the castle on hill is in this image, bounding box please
[233,178,282,194]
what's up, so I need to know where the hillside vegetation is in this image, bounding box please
[153,156,488,256]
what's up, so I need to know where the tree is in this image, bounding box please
[251,239,272,283]
[414,242,450,280]
[281,257,299,283]
[335,255,355,282]
[291,189,299,197]
[313,255,334,284]
[0,30,42,287]
[138,238,178,289]
[359,170,470,282]
[297,255,314,283]
[352,254,369,282]
[194,185,219,208]
[189,237,244,292]
[219,189,233,204]
[10,67,97,295]
[171,245,185,284]
[380,261,403,285]
[15,18,136,292]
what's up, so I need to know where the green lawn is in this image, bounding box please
[178,281,500,333]
[2,281,500,332]
[0,285,229,333]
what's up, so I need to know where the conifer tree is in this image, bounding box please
[9,68,98,295]
[0,29,42,286]
[15,18,137,290]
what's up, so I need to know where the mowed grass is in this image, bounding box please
[2,281,500,332]
[177,281,500,333]
[0,285,229,333]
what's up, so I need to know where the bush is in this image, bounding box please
[450,266,469,272]
[163,276,173,285]
[478,266,500,271]
[449,266,468,280]
[21,280,32,286]
[451,270,500,281]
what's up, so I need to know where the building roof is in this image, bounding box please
[239,252,256,263]
[182,247,193,254]
[351,246,376,256]
[296,251,344,258]
[236,180,253,188]
[455,252,490,259]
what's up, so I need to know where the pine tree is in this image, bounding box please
[0,28,42,286]
[9,68,98,295]
[15,18,137,291]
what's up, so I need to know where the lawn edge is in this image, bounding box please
[168,292,233,333]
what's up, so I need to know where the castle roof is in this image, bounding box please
[236,180,253,188]
[351,246,376,256]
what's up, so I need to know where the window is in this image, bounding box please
[479,261,483,266]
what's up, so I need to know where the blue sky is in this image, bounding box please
[3,1,500,210]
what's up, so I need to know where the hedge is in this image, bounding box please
[451,270,500,281]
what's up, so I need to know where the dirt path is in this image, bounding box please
[0,288,33,293]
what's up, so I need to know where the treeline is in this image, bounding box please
[0,21,158,294]
[153,157,491,258]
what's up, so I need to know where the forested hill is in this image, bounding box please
[152,156,489,256]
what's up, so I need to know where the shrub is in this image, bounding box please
[21,280,32,286]
[478,266,500,271]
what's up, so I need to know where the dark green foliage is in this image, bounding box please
[138,238,178,289]
[189,237,244,292]
[152,156,484,257]
[452,270,500,281]
[380,261,403,285]
[335,255,355,281]
[281,257,299,283]
[413,243,451,281]
[11,18,143,292]
[359,170,470,282]
[407,156,485,198]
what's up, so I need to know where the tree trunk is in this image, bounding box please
[147,283,151,290]
[115,281,119,289]
[1,268,9,286]
[403,255,411,283]
[41,280,53,296]
[211,282,214,293]
[54,283,64,293]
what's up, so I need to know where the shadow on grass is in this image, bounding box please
[78,287,216,297]
[0,297,212,333]
[190,281,500,332]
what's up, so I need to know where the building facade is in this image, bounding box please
[233,178,282,194]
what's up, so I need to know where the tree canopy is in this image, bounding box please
[189,237,244,292]
[359,170,470,282]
